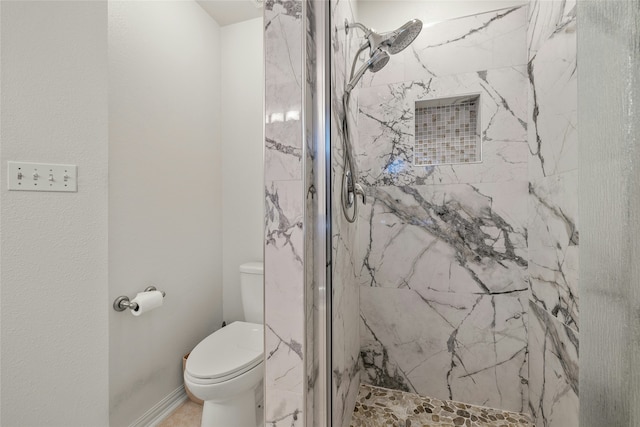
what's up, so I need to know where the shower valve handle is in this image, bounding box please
[354,183,366,205]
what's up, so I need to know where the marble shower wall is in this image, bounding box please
[330,0,362,426]
[526,0,579,425]
[304,1,316,425]
[264,0,305,425]
[355,6,531,413]
[528,300,579,427]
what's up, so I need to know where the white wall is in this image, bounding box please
[220,17,264,323]
[108,2,222,425]
[0,1,109,426]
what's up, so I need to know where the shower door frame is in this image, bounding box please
[304,0,332,425]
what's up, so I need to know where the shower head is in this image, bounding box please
[346,19,423,56]
[382,19,423,54]
[369,50,390,72]
[345,49,390,94]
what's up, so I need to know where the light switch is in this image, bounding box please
[7,162,77,192]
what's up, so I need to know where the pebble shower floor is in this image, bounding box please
[349,384,533,427]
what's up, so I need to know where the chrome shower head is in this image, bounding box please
[346,19,423,56]
[345,49,390,94]
[369,50,390,72]
[383,19,423,54]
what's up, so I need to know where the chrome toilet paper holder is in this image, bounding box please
[113,286,166,312]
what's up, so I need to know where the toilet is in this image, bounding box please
[184,262,264,427]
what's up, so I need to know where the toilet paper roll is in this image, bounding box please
[130,291,163,316]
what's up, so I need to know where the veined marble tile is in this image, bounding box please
[527,0,576,61]
[529,171,578,330]
[528,172,578,252]
[331,153,361,427]
[358,182,528,294]
[527,2,579,423]
[360,287,529,413]
[330,0,363,425]
[407,7,527,79]
[527,0,577,180]
[265,180,304,393]
[529,247,578,332]
[264,0,306,424]
[528,300,579,427]
[331,188,362,427]
[265,0,302,82]
[304,0,317,422]
[360,6,527,88]
[265,0,303,181]
[265,323,303,393]
[265,388,304,427]
[331,219,361,427]
[357,66,528,187]
[265,117,303,181]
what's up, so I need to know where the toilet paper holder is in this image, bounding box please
[113,286,166,312]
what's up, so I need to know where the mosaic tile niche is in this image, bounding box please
[414,95,481,166]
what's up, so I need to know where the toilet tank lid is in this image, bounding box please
[240,262,263,274]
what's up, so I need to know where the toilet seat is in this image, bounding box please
[186,321,263,385]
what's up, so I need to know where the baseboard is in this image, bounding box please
[129,385,188,427]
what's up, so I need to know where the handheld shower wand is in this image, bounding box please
[340,18,423,223]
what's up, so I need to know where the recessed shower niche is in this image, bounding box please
[414,94,481,166]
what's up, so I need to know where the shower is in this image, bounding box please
[340,19,423,222]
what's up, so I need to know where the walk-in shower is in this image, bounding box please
[261,0,640,424]
[340,19,423,222]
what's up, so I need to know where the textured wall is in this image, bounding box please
[355,6,531,413]
[264,0,306,425]
[526,0,579,425]
[578,0,640,425]
[108,2,224,425]
[0,2,109,425]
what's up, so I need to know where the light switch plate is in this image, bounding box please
[7,162,77,192]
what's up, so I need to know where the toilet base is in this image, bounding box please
[201,388,256,427]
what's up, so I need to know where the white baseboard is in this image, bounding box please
[129,385,188,427]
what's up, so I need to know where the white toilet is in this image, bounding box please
[184,262,264,427]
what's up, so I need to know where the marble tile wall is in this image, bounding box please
[264,0,305,425]
[354,6,531,413]
[330,0,362,426]
[526,0,579,425]
[304,0,314,424]
[528,301,579,426]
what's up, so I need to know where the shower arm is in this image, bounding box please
[345,21,371,36]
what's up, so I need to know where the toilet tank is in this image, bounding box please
[240,262,264,324]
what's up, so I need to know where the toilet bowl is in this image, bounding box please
[184,321,263,427]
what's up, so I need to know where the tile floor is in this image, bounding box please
[159,397,263,427]
[350,384,533,427]
[158,400,202,427]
